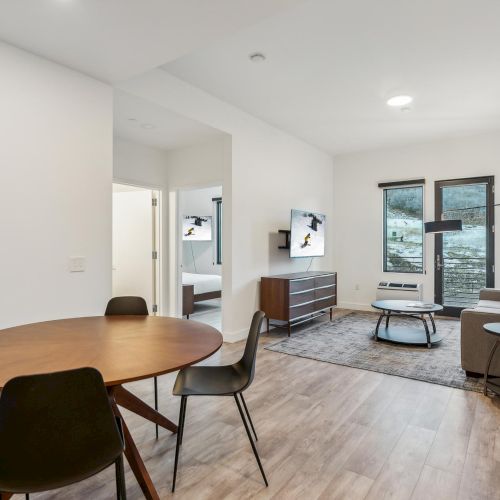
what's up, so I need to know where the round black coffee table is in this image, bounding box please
[483,323,500,396]
[371,300,444,348]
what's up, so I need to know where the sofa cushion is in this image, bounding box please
[477,300,500,310]
[470,306,500,315]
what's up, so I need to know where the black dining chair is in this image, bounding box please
[171,310,267,492]
[105,296,149,316]
[0,367,126,499]
[105,296,160,438]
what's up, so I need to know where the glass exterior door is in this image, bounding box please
[434,177,495,317]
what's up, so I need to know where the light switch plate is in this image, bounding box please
[69,256,86,272]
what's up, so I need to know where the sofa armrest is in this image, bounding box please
[461,308,500,375]
[479,288,500,301]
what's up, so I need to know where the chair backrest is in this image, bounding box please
[105,296,149,316]
[237,311,266,391]
[0,367,123,494]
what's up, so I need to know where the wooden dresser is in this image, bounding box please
[260,271,337,335]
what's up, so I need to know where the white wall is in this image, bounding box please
[113,136,169,188]
[118,70,334,341]
[113,137,169,313]
[332,131,500,310]
[180,186,222,275]
[166,136,227,189]
[0,42,113,329]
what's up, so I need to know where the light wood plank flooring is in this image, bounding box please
[190,298,221,330]
[29,309,500,499]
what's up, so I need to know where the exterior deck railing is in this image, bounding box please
[443,257,486,308]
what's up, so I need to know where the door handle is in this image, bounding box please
[436,254,444,271]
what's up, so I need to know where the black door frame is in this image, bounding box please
[434,176,495,317]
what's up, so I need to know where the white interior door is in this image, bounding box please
[112,187,153,312]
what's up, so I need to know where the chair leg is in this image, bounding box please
[233,394,268,487]
[239,392,258,441]
[172,395,187,492]
[154,376,159,439]
[115,454,127,500]
[179,395,187,447]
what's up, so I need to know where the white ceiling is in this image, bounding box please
[0,0,303,82]
[164,0,500,155]
[114,90,223,150]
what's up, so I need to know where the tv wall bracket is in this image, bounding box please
[278,229,291,250]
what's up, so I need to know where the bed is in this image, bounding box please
[182,272,222,302]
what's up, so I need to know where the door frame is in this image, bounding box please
[434,176,495,317]
[112,179,162,315]
[168,183,223,319]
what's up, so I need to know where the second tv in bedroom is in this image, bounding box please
[290,209,326,258]
[182,215,212,241]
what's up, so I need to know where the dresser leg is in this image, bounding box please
[288,322,291,337]
[330,307,333,321]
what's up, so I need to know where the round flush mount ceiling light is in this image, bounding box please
[387,95,413,107]
[249,52,266,63]
[141,123,155,130]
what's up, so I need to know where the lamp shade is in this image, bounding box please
[424,219,463,234]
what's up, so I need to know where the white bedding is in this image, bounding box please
[182,272,222,295]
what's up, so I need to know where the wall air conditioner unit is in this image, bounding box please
[376,282,423,301]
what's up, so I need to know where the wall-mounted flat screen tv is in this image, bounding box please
[290,209,325,258]
[182,215,212,241]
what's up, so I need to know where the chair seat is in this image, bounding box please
[173,364,248,396]
[0,446,119,493]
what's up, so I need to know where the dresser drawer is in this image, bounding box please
[289,302,314,319]
[289,278,315,293]
[289,289,315,306]
[315,285,335,300]
[315,274,336,288]
[315,296,335,310]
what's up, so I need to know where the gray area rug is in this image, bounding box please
[265,311,483,392]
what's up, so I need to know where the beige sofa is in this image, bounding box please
[461,288,500,376]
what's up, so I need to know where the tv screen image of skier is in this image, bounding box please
[290,210,325,258]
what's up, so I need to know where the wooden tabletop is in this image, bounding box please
[0,316,223,389]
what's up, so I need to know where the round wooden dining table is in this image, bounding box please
[0,316,223,500]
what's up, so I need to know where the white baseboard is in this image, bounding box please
[338,301,374,312]
[223,328,248,343]
[224,304,374,342]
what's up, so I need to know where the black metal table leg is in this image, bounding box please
[374,311,385,340]
[428,313,436,333]
[484,340,500,396]
[385,310,391,328]
[420,315,431,348]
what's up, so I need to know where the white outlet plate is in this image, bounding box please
[69,256,86,272]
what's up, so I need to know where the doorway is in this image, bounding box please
[112,183,161,314]
[434,176,495,317]
[177,185,222,330]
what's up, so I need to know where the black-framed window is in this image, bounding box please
[383,185,424,273]
[214,198,222,265]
